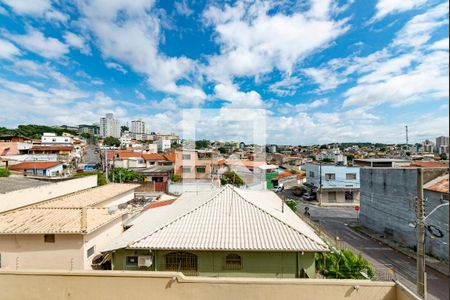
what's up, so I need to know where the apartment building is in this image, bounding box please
[100,113,120,138]
[174,149,216,180]
[131,120,145,134]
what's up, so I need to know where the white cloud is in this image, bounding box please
[214,82,264,108]
[392,2,449,48]
[303,67,347,91]
[203,0,348,81]
[135,89,146,100]
[64,32,91,55]
[0,5,7,15]
[8,28,69,59]
[0,38,20,59]
[0,0,68,22]
[429,38,449,50]
[269,76,300,96]
[150,97,177,110]
[371,0,427,21]
[174,0,193,16]
[279,98,329,114]
[105,62,128,74]
[77,0,206,106]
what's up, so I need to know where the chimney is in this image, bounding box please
[81,207,88,233]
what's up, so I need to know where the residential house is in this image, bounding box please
[305,163,360,206]
[156,139,171,152]
[174,149,217,180]
[0,183,139,270]
[103,185,328,278]
[9,161,64,177]
[41,132,72,145]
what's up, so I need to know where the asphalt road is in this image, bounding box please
[82,143,101,165]
[279,189,449,300]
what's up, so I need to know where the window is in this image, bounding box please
[224,254,242,270]
[44,234,55,243]
[165,252,197,275]
[345,191,354,202]
[182,154,191,160]
[196,166,206,173]
[182,166,191,173]
[346,173,357,180]
[126,256,138,267]
[328,192,336,202]
[87,246,95,258]
[325,173,335,180]
[309,171,315,178]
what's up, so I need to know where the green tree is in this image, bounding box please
[221,170,244,187]
[0,168,10,177]
[218,146,226,154]
[120,126,129,133]
[195,139,210,149]
[440,153,448,160]
[110,168,143,183]
[170,174,182,182]
[321,158,333,163]
[346,155,354,161]
[315,249,375,279]
[80,132,91,139]
[285,199,297,212]
[320,144,328,149]
[74,172,107,186]
[307,155,316,160]
[104,136,121,147]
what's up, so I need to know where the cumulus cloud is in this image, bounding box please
[303,67,347,91]
[8,28,69,59]
[105,62,128,74]
[174,0,193,16]
[0,0,68,22]
[64,32,91,55]
[214,82,264,108]
[371,0,427,22]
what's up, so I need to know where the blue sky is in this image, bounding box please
[0,0,448,145]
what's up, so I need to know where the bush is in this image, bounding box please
[315,249,375,279]
[170,174,182,182]
[0,168,10,177]
[109,168,143,183]
[221,170,244,187]
[285,199,297,212]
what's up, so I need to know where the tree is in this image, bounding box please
[321,158,333,163]
[0,168,10,177]
[315,249,375,279]
[103,136,121,147]
[195,139,210,149]
[346,155,354,161]
[80,132,91,139]
[440,153,448,160]
[320,144,328,149]
[285,199,297,212]
[307,155,316,160]
[109,168,143,183]
[170,174,182,182]
[218,146,226,154]
[221,170,244,187]
[120,126,129,134]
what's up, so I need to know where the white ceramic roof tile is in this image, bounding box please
[104,186,327,252]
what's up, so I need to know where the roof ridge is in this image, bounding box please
[230,186,327,248]
[128,186,228,247]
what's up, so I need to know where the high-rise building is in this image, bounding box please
[131,120,145,134]
[435,136,449,152]
[100,113,121,138]
[422,139,434,153]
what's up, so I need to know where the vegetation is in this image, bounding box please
[120,126,129,134]
[285,199,297,212]
[346,154,354,161]
[221,170,245,187]
[195,139,210,149]
[0,168,10,177]
[307,155,316,160]
[109,168,143,183]
[80,132,91,139]
[74,171,107,186]
[0,125,78,139]
[440,153,448,160]
[170,174,182,182]
[319,144,328,149]
[288,169,298,174]
[218,146,226,154]
[315,249,375,279]
[321,158,333,163]
[103,136,121,147]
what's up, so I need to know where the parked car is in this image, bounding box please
[303,192,316,201]
[292,186,306,197]
[272,186,284,192]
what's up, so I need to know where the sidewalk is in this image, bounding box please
[348,222,449,276]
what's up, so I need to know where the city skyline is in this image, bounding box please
[0,0,448,144]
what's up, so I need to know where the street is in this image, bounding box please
[280,189,449,300]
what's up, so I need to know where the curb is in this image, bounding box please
[348,223,449,277]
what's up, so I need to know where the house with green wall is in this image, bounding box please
[103,185,328,278]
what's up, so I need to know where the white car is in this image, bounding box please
[272,186,284,192]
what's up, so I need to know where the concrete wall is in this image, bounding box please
[0,234,84,270]
[423,189,449,260]
[320,190,360,206]
[0,270,419,300]
[360,168,448,260]
[112,250,316,278]
[0,175,97,213]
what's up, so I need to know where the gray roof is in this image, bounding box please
[103,185,328,252]
[132,166,174,173]
[0,177,50,194]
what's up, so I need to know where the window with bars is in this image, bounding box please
[224,254,242,270]
[346,173,357,180]
[196,166,206,173]
[165,252,198,275]
[325,173,336,180]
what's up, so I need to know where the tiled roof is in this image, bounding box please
[142,153,166,160]
[163,154,175,161]
[144,199,176,210]
[9,161,62,170]
[116,151,142,159]
[35,183,139,208]
[225,159,268,168]
[0,207,126,234]
[411,161,449,168]
[424,174,449,194]
[104,186,328,252]
[30,146,74,151]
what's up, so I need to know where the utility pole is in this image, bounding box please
[105,150,109,183]
[318,161,322,206]
[416,167,426,299]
